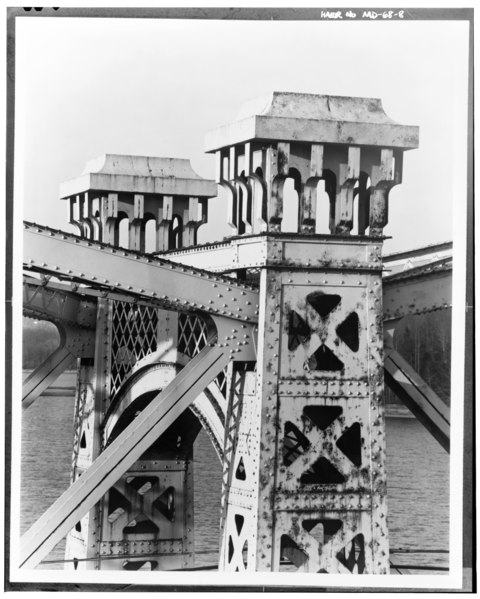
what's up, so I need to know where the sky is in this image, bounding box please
[14,12,470,254]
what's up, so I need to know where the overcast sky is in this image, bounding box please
[15,14,469,253]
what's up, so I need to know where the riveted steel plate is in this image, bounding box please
[99,539,184,556]
[273,509,385,573]
[277,379,370,397]
[280,281,371,379]
[281,240,380,270]
[275,396,374,495]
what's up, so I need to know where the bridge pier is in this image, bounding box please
[65,298,111,569]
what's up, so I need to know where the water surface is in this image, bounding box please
[20,375,449,573]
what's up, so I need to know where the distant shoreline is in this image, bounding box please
[385,404,414,418]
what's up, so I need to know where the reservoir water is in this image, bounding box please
[19,372,449,573]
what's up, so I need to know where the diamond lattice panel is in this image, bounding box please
[177,313,208,358]
[177,314,228,394]
[281,282,370,379]
[110,302,158,397]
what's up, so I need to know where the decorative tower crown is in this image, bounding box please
[205,92,419,237]
[60,154,217,252]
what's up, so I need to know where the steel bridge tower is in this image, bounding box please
[203,92,417,572]
[60,156,218,570]
[21,93,434,575]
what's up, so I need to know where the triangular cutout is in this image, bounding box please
[283,421,311,466]
[228,535,234,563]
[306,291,341,319]
[336,312,360,352]
[303,406,342,431]
[122,560,158,571]
[80,431,86,449]
[288,311,311,351]
[235,457,246,481]
[336,423,362,467]
[336,533,366,573]
[235,514,244,535]
[138,561,158,570]
[107,488,131,523]
[300,457,345,485]
[152,486,175,522]
[307,344,344,371]
[242,540,248,568]
[302,519,342,545]
[280,534,309,568]
[123,513,159,535]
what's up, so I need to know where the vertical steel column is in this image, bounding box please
[65,298,112,570]
[219,240,388,573]
[208,94,417,574]
[219,362,258,571]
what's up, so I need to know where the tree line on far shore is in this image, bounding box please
[385,309,451,406]
[23,318,60,369]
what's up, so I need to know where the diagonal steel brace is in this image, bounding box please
[384,345,450,453]
[22,325,95,409]
[19,341,232,569]
[22,346,75,409]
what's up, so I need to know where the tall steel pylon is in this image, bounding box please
[205,92,419,572]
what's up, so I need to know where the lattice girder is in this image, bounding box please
[219,366,258,572]
[23,222,259,325]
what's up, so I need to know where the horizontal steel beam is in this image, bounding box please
[162,233,384,272]
[383,259,452,321]
[23,276,97,328]
[19,342,231,569]
[384,347,450,452]
[24,223,452,329]
[23,222,259,323]
[383,241,452,264]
